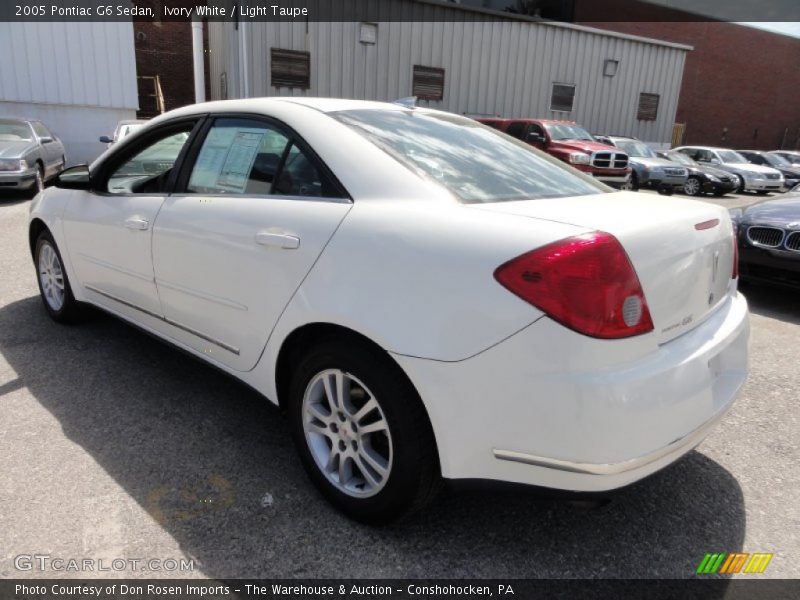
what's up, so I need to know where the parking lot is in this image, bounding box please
[0,188,798,579]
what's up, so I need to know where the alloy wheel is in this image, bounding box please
[38,242,65,311]
[302,369,393,498]
[684,177,701,196]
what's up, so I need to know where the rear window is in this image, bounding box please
[333,109,606,204]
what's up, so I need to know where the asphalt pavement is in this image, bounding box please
[0,189,798,579]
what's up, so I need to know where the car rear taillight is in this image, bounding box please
[494,231,654,339]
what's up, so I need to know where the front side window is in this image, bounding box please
[106,128,192,194]
[505,122,528,140]
[0,119,33,141]
[667,151,696,167]
[334,109,606,204]
[718,150,747,164]
[31,122,52,139]
[545,123,593,142]
[765,153,790,167]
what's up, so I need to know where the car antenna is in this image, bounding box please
[392,96,417,109]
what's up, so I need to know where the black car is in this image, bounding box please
[658,150,738,197]
[738,150,800,190]
[730,195,800,290]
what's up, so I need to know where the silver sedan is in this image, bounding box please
[0,118,66,197]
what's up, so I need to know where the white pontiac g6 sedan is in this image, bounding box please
[29,98,749,523]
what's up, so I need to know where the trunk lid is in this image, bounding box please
[473,191,736,344]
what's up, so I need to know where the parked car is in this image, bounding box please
[737,150,800,191]
[729,194,800,290]
[477,118,631,188]
[0,118,66,197]
[657,150,739,197]
[595,135,687,194]
[770,150,800,167]
[99,119,148,146]
[30,98,749,523]
[674,146,783,194]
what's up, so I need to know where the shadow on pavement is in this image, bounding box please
[741,283,800,325]
[0,295,746,578]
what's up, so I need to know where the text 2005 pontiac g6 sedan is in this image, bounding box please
[29,98,749,523]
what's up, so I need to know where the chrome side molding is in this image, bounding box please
[84,285,240,355]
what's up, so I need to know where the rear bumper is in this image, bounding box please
[395,291,749,492]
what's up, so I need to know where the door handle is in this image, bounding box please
[255,231,300,249]
[124,217,150,231]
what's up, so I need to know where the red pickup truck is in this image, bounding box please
[478,118,632,188]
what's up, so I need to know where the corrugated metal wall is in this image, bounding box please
[209,2,688,145]
[0,22,138,110]
[0,21,138,163]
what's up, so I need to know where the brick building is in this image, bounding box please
[133,21,210,118]
[573,2,800,150]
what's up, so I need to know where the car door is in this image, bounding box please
[151,116,352,371]
[61,118,201,318]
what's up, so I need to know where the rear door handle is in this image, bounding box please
[124,217,150,231]
[255,231,300,249]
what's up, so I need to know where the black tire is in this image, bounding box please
[26,163,44,198]
[712,190,728,197]
[34,230,84,323]
[620,172,639,192]
[734,174,745,193]
[288,338,441,524]
[683,176,703,196]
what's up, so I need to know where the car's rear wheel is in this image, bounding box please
[683,176,702,196]
[288,339,440,524]
[734,174,745,193]
[35,231,83,323]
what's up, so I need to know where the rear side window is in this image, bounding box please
[334,109,606,203]
[186,118,341,198]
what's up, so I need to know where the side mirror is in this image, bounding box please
[526,132,545,144]
[99,135,114,144]
[55,165,92,190]
[39,136,54,144]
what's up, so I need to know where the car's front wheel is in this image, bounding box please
[289,339,440,524]
[27,164,44,198]
[34,231,83,323]
[683,176,703,196]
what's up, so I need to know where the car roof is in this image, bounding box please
[146,97,435,129]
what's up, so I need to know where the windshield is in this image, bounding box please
[333,110,606,203]
[0,120,33,142]
[615,140,657,158]
[718,150,747,164]
[765,153,790,167]
[667,151,696,166]
[544,123,595,141]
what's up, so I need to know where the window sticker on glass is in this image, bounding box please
[217,131,265,191]
[188,122,289,195]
